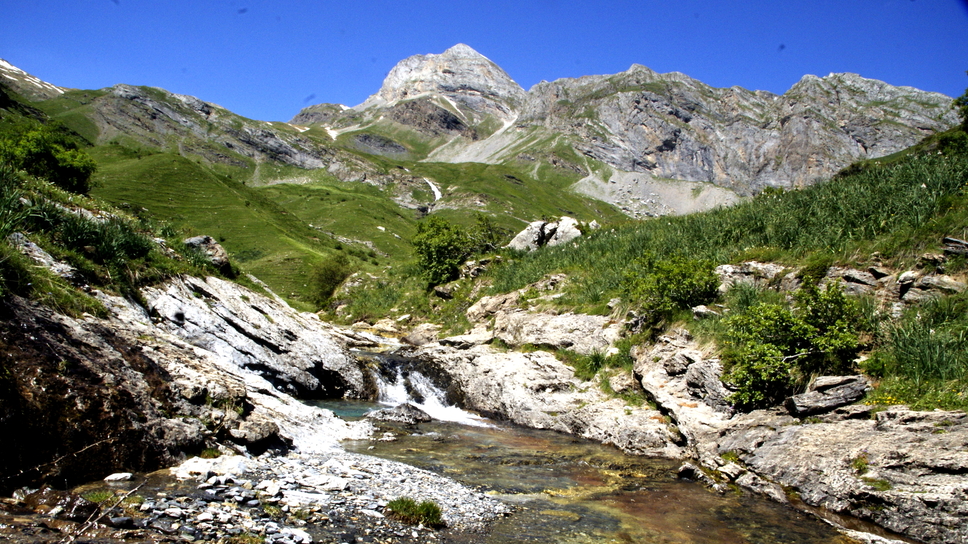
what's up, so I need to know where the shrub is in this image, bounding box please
[385,497,444,528]
[310,253,353,306]
[3,124,96,194]
[623,253,718,323]
[412,216,471,286]
[721,284,863,410]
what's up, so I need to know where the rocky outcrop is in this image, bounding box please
[506,216,583,251]
[525,68,956,195]
[93,84,330,168]
[628,327,968,544]
[0,270,375,495]
[785,375,871,416]
[145,275,369,399]
[406,342,683,458]
[356,44,526,122]
[463,273,623,355]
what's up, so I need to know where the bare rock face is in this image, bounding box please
[358,43,526,121]
[525,67,956,195]
[407,343,683,458]
[714,408,968,544]
[95,84,330,168]
[491,310,623,355]
[144,276,368,399]
[183,235,232,274]
[785,375,871,416]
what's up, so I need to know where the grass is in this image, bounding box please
[489,149,968,311]
[385,497,445,528]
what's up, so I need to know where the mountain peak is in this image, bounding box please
[441,43,485,58]
[359,44,526,112]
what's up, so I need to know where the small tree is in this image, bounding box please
[311,253,353,306]
[412,216,471,286]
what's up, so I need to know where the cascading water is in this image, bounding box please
[367,353,493,427]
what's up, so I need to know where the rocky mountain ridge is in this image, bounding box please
[298,44,957,211]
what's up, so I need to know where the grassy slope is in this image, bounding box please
[90,146,353,309]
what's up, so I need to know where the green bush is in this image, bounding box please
[721,284,863,410]
[623,253,718,323]
[3,124,96,194]
[310,253,353,306]
[412,216,471,286]
[385,497,444,528]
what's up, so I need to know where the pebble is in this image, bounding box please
[135,450,515,543]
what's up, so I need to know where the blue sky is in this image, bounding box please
[2,0,967,122]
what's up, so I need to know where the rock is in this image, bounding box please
[785,375,871,417]
[145,275,368,399]
[403,323,441,346]
[505,217,582,251]
[22,488,98,522]
[183,235,232,274]
[942,236,968,256]
[691,305,719,319]
[408,343,683,458]
[718,462,746,481]
[432,282,456,299]
[840,268,878,287]
[491,311,623,355]
[915,274,966,294]
[466,291,521,322]
[104,472,134,482]
[735,471,788,504]
[868,266,892,279]
[365,403,433,425]
[607,370,641,395]
[715,262,787,293]
[8,232,78,280]
[439,325,495,349]
[917,252,947,269]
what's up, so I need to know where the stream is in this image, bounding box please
[307,353,849,544]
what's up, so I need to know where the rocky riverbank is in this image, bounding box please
[1,450,511,544]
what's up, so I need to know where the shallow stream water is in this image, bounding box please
[312,398,848,544]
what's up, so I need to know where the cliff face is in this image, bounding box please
[295,46,956,204]
[521,67,956,194]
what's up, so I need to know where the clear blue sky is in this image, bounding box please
[3,0,967,122]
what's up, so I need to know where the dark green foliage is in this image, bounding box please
[2,123,96,194]
[623,253,718,323]
[412,216,472,286]
[310,253,353,306]
[411,213,512,286]
[953,74,968,132]
[385,497,444,528]
[721,285,863,409]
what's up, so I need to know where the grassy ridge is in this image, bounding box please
[491,150,968,306]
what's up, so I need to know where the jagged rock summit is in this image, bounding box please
[357,43,526,119]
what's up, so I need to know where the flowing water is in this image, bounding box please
[308,353,852,544]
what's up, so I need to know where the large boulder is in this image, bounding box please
[506,217,583,251]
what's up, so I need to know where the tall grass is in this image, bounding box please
[491,152,968,306]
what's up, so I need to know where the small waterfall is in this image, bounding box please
[366,354,492,427]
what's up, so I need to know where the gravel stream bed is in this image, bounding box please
[0,450,512,544]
